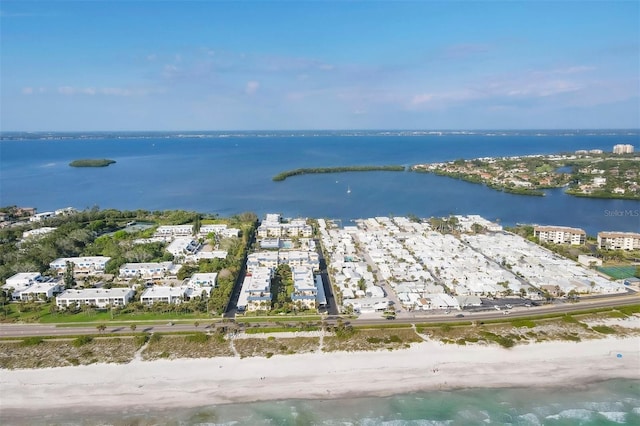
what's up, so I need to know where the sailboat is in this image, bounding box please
[347,185,351,194]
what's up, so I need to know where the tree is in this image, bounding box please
[130,324,137,332]
[0,289,9,319]
[357,278,367,292]
[193,215,202,235]
[63,261,75,289]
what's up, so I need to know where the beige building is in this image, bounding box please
[597,232,640,251]
[612,144,634,154]
[534,226,586,245]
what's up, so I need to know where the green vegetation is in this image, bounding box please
[21,336,44,346]
[597,266,638,280]
[1,337,139,369]
[591,325,616,334]
[185,332,210,343]
[273,165,405,181]
[413,153,640,200]
[510,319,536,328]
[69,159,116,167]
[73,335,94,347]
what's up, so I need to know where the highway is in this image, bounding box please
[1,293,638,338]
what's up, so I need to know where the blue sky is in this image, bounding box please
[1,1,638,131]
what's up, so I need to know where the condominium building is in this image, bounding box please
[612,144,634,154]
[534,226,586,245]
[154,225,194,237]
[140,286,190,305]
[17,282,62,301]
[257,215,313,238]
[237,267,272,312]
[2,272,44,300]
[118,261,181,279]
[56,288,135,309]
[199,224,240,238]
[597,232,640,251]
[22,227,57,239]
[49,257,111,274]
[291,266,317,310]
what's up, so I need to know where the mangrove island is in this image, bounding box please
[69,159,117,168]
[273,165,405,181]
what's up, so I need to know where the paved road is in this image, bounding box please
[1,293,638,338]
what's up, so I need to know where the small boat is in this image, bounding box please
[347,186,351,194]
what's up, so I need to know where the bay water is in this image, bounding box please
[1,130,638,235]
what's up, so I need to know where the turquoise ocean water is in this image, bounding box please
[4,379,639,425]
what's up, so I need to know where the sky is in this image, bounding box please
[1,1,639,131]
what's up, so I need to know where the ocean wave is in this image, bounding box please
[598,411,627,423]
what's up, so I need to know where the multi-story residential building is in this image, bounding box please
[237,267,272,312]
[246,251,280,272]
[154,225,194,237]
[246,250,320,272]
[188,273,218,287]
[29,211,55,222]
[2,272,43,300]
[22,227,57,239]
[166,237,200,258]
[118,262,180,279]
[534,226,586,245]
[257,215,312,238]
[56,288,135,309]
[199,224,240,238]
[613,144,635,154]
[49,257,111,274]
[140,286,190,305]
[290,266,317,310]
[597,232,640,251]
[16,282,62,301]
[279,250,320,270]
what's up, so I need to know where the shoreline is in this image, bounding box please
[1,337,638,416]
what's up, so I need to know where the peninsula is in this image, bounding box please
[273,165,405,181]
[69,159,116,168]
[412,151,640,200]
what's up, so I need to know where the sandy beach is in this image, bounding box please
[1,337,638,417]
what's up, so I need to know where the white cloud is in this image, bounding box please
[54,86,160,97]
[245,81,260,95]
[58,86,76,95]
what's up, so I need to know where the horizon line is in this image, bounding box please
[2,128,640,133]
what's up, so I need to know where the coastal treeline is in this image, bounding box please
[412,153,640,200]
[273,165,405,181]
[69,159,116,167]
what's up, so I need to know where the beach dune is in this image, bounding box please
[1,338,638,416]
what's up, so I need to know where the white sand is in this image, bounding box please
[1,337,638,414]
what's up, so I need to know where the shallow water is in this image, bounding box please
[4,379,638,425]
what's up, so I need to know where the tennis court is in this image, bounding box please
[597,266,637,280]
